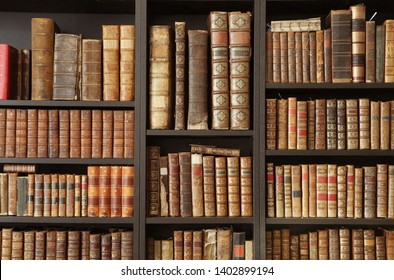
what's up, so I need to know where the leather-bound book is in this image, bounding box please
[266,32,273,83]
[16,176,28,217]
[327,164,337,218]
[287,97,297,150]
[385,230,394,260]
[350,5,366,83]
[296,101,307,150]
[7,173,17,216]
[121,231,133,260]
[3,164,35,173]
[326,10,352,83]
[203,229,217,260]
[316,164,328,218]
[326,99,337,150]
[183,230,193,260]
[272,229,281,260]
[147,146,160,217]
[337,166,347,218]
[48,109,59,158]
[229,12,251,130]
[272,32,281,83]
[53,33,82,100]
[50,174,59,217]
[317,229,328,260]
[0,173,8,216]
[110,166,122,217]
[98,166,111,217]
[288,31,296,83]
[301,32,310,83]
[81,110,92,158]
[21,49,31,100]
[281,229,290,260]
[363,229,375,260]
[364,166,377,218]
[124,110,135,159]
[81,39,102,101]
[11,231,23,260]
[389,166,394,219]
[188,30,208,130]
[203,155,215,217]
[0,109,5,157]
[74,175,81,217]
[89,233,101,260]
[168,152,180,217]
[391,101,394,150]
[215,157,228,216]
[380,101,390,150]
[384,20,394,82]
[370,101,380,150]
[33,174,43,217]
[301,164,309,217]
[240,156,252,217]
[308,164,317,217]
[56,231,67,259]
[354,167,364,218]
[1,228,12,260]
[68,231,80,260]
[227,157,240,217]
[111,231,121,260]
[266,98,277,150]
[266,163,275,218]
[299,233,308,260]
[328,229,339,260]
[46,231,56,260]
[315,99,326,150]
[279,32,288,83]
[209,13,229,129]
[376,235,386,260]
[316,30,324,83]
[161,239,174,260]
[290,234,299,260]
[5,108,16,158]
[174,22,186,130]
[92,110,103,158]
[35,231,46,260]
[173,230,183,260]
[365,21,376,83]
[103,25,120,101]
[217,227,232,260]
[291,165,301,217]
[266,231,273,260]
[346,99,359,149]
[352,229,364,260]
[152,239,160,260]
[101,233,111,260]
[26,174,34,216]
[120,25,135,101]
[193,230,203,260]
[81,175,88,217]
[102,110,113,158]
[377,164,388,218]
[191,153,203,217]
[375,25,385,83]
[31,18,55,100]
[283,165,292,218]
[121,166,134,217]
[336,99,346,149]
[346,165,355,218]
[59,110,70,158]
[149,25,172,129]
[37,109,48,158]
[66,174,75,217]
[324,29,332,82]
[0,44,18,100]
[43,174,51,217]
[113,110,124,158]
[277,99,288,150]
[15,109,27,158]
[275,165,284,218]
[309,31,317,83]
[295,32,303,83]
[87,166,100,217]
[24,230,35,260]
[307,100,315,149]
[190,144,240,156]
[70,110,81,158]
[159,156,169,216]
[339,228,350,260]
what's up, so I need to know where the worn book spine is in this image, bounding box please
[81,175,88,217]
[270,17,321,32]
[227,157,240,217]
[380,101,390,150]
[203,229,217,260]
[0,109,5,157]
[324,29,332,82]
[23,230,35,260]
[34,231,46,260]
[46,230,56,260]
[217,228,232,260]
[215,157,228,217]
[33,174,43,217]
[272,229,281,260]
[16,176,28,217]
[173,230,183,260]
[376,235,386,260]
[1,228,12,260]
[291,165,301,217]
[327,164,337,218]
[121,231,133,260]
[316,30,324,83]
[15,109,27,158]
[179,152,192,217]
[168,152,180,217]
[308,164,317,217]
[159,156,169,216]
[301,164,309,217]
[366,21,376,83]
[193,230,203,260]
[329,229,339,260]
[352,229,364,260]
[376,25,385,83]
[43,174,51,217]
[318,229,329,260]
[58,109,70,158]
[281,228,290,260]
[56,231,67,260]
[87,166,99,217]
[101,233,111,260]
[21,49,31,100]
[384,20,394,82]
[89,233,101,260]
[0,173,8,216]
[91,110,103,158]
[5,108,16,158]
[389,165,394,219]
[69,110,81,158]
[31,18,55,100]
[266,98,277,150]
[121,166,134,217]
[377,164,388,218]
[149,25,172,129]
[182,230,192,260]
[279,32,288,83]
[98,166,111,217]
[370,101,380,150]
[113,110,124,158]
[229,12,251,130]
[338,99,348,149]
[316,164,328,218]
[350,5,366,83]
[190,145,240,157]
[307,100,315,149]
[120,25,135,101]
[345,165,355,218]
[50,174,59,217]
[209,13,230,129]
[47,109,59,158]
[295,32,303,83]
[354,167,364,218]
[103,25,120,101]
[174,22,186,130]
[339,228,350,260]
[240,156,253,217]
[364,166,377,218]
[346,99,359,149]
[302,32,310,83]
[203,156,215,217]
[359,98,370,149]
[110,166,122,217]
[290,234,299,260]
[67,231,80,260]
[267,163,275,218]
[275,165,284,218]
[111,231,121,260]
[75,176,81,216]
[288,31,296,83]
[26,174,34,216]
[266,231,273,260]
[284,165,292,218]
[66,174,75,217]
[81,110,92,158]
[363,229,375,260]
[337,166,347,218]
[102,110,114,158]
[315,99,326,150]
[288,97,297,150]
[81,39,102,101]
[272,32,281,83]
[37,109,48,158]
[7,173,17,216]
[266,32,273,83]
[147,146,160,217]
[277,99,288,150]
[299,233,308,260]
[326,99,337,150]
[391,101,394,149]
[124,110,135,159]
[309,31,317,83]
[385,230,394,260]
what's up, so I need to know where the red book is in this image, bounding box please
[0,44,18,100]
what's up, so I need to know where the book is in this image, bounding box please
[346,99,359,149]
[203,229,217,260]
[87,166,99,217]
[91,110,103,158]
[380,101,390,150]
[147,146,160,217]
[308,164,317,217]
[376,25,385,83]
[16,176,28,217]
[110,166,122,217]
[301,164,309,217]
[15,109,27,158]
[291,165,301,217]
[183,230,193,260]
[287,97,297,149]
[168,152,180,217]
[191,153,203,217]
[326,99,337,150]
[327,164,337,217]
[121,166,134,217]
[309,31,317,83]
[103,25,120,101]
[121,231,133,260]
[5,108,16,158]
[174,22,186,130]
[283,165,292,218]
[377,164,388,218]
[266,99,277,150]
[203,156,216,217]
[316,164,328,217]
[384,20,394,82]
[59,109,70,158]
[98,166,111,217]
[352,229,364,260]
[316,30,324,83]
[24,230,35,260]
[324,29,332,82]
[350,5,366,83]
[337,165,347,218]
[193,230,203,260]
[81,39,102,101]
[215,157,228,216]
[0,173,8,216]
[280,32,288,83]
[365,21,376,83]
[302,32,310,83]
[277,99,288,150]
[270,17,321,32]
[359,98,370,149]
[354,167,364,218]
[43,174,51,217]
[288,31,296,83]
[48,109,59,158]
[233,232,246,260]
[123,110,135,159]
[295,32,303,83]
[113,110,124,158]
[315,99,326,149]
[281,229,290,260]
[120,25,135,101]
[190,144,240,157]
[70,109,81,158]
[240,157,253,217]
[0,109,5,157]
[0,44,18,100]
[267,163,275,218]
[318,229,329,260]
[102,110,113,158]
[81,110,92,158]
[173,230,183,260]
[37,109,48,157]
[68,231,80,260]
[290,234,299,260]
[275,165,285,218]
[111,231,121,260]
[159,156,169,216]
[364,166,377,218]
[227,157,241,217]
[272,32,281,83]
[307,100,315,149]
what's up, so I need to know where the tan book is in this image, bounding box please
[358,98,370,149]
[191,153,203,217]
[270,17,321,32]
[15,109,27,158]
[81,39,102,101]
[272,230,281,260]
[339,228,350,260]
[81,231,91,259]
[316,164,328,218]
[266,99,277,150]
[266,162,275,218]
[337,99,346,149]
[27,174,34,216]
[337,166,347,218]
[0,109,6,157]
[301,164,309,217]
[354,167,364,219]
[161,240,174,260]
[203,229,217,260]
[376,25,385,83]
[46,230,56,260]
[245,240,253,260]
[299,233,309,260]
[81,110,92,158]
[215,157,228,216]
[102,110,113,158]
[295,32,303,83]
[110,166,122,217]
[280,32,288,83]
[124,110,135,159]
[240,156,253,217]
[120,25,135,101]
[81,175,88,217]
[364,229,375,260]
[68,231,80,260]
[302,32,310,83]
[307,100,315,149]
[309,31,317,83]
[11,231,23,260]
[272,32,280,83]
[277,99,288,150]
[203,156,215,217]
[318,229,328,260]
[380,101,390,150]
[217,227,232,260]
[35,231,46,260]
[121,166,134,218]
[121,231,133,260]
[173,230,183,260]
[87,166,99,217]
[266,231,273,260]
[377,164,388,218]
[59,109,70,158]
[364,166,377,218]
[346,165,355,218]
[168,153,180,217]
[376,235,386,260]
[291,165,301,217]
[0,173,8,216]
[37,109,48,158]
[1,228,12,260]
[183,230,193,260]
[23,231,35,260]
[346,99,359,149]
[74,175,81,217]
[111,231,121,260]
[384,20,394,82]
[316,30,324,83]
[275,165,285,218]
[283,165,292,218]
[89,233,101,260]
[287,97,297,150]
[91,110,103,158]
[66,174,75,217]
[153,240,161,260]
[366,21,376,83]
[98,166,111,217]
[5,108,16,158]
[281,228,290,260]
[103,25,120,101]
[352,229,364,260]
[47,109,59,158]
[227,157,240,217]
[7,173,17,216]
[43,174,51,217]
[190,144,240,157]
[328,229,339,260]
[296,101,307,150]
[350,5,366,83]
[327,164,337,218]
[113,110,124,158]
[385,230,394,260]
[288,31,296,83]
[174,22,186,130]
[389,165,394,219]
[308,164,317,217]
[370,101,380,150]
[193,230,203,260]
[101,233,111,260]
[326,99,337,150]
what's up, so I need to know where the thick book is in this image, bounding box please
[50,174,59,217]
[380,101,390,150]
[46,230,56,260]
[147,146,160,217]
[149,25,172,129]
[33,174,43,217]
[168,152,180,217]
[272,230,281,260]
[173,230,183,260]
[24,230,35,260]
[299,233,308,260]
[283,165,292,218]
[308,164,317,217]
[43,174,51,217]
[307,100,315,149]
[16,176,28,217]
[53,33,82,100]
[240,157,253,217]
[66,174,75,217]
[377,164,388,218]
[352,229,364,260]
[215,157,228,216]
[81,39,102,101]
[121,231,133,260]
[290,235,299,260]
[21,49,31,100]
[364,229,375,260]
[124,110,135,159]
[0,44,18,100]
[121,166,134,217]
[179,152,192,217]
[350,5,366,83]
[174,22,186,130]
[295,32,303,83]
[193,230,203,260]
[318,229,329,260]
[103,25,120,101]
[35,231,46,260]
[120,25,135,101]
[203,155,216,217]
[0,173,8,216]
[190,144,240,157]
[281,229,290,260]
[316,30,324,83]
[364,166,377,218]
[68,231,80,260]
[111,231,121,260]
[384,20,394,82]
[370,101,380,150]
[7,173,17,216]
[56,231,67,260]
[217,227,232,260]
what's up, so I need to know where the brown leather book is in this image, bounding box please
[168,152,180,217]
[48,109,59,158]
[190,153,203,217]
[89,233,101,260]
[173,230,183,260]
[113,110,124,158]
[153,239,161,260]
[217,227,232,260]
[81,175,88,217]
[53,33,82,100]
[27,174,34,216]
[370,101,380,150]
[309,31,317,83]
[272,32,281,83]
[328,229,339,260]
[326,99,337,150]
[380,101,390,150]
[161,239,173,260]
[110,166,122,217]
[352,229,364,260]
[317,229,328,260]
[274,165,284,218]
[227,157,240,217]
[120,25,135,101]
[288,31,296,83]
[337,99,346,149]
[7,173,17,216]
[315,99,326,150]
[23,230,35,260]
[147,146,160,217]
[358,98,370,150]
[346,99,359,149]
[307,100,315,149]
[101,233,111,260]
[37,109,48,158]
[1,228,12,260]
[287,97,297,150]
[283,165,292,218]
[229,12,251,130]
[87,166,99,217]
[183,230,192,260]
[308,164,317,217]
[290,234,299,260]
[190,144,240,157]
[21,49,31,100]
[281,228,290,260]
[389,165,394,219]
[82,39,102,101]
[0,109,5,157]
[159,156,169,216]
[266,231,273,260]
[70,109,81,158]
[376,235,386,260]
[203,155,215,217]
[277,99,288,150]
[350,5,366,83]
[291,165,301,217]
[297,233,308,260]
[5,108,16,158]
[188,30,208,129]
[121,231,133,260]
[346,165,355,218]
[240,156,252,217]
[364,166,377,218]
[385,229,394,260]
[203,229,217,260]
[98,166,111,217]
[327,164,337,218]
[15,109,27,158]
[81,110,92,158]
[316,30,324,83]
[266,98,277,150]
[376,25,385,83]
[46,230,56,260]
[366,21,376,83]
[337,165,347,218]
[272,229,281,260]
[324,29,332,82]
[301,164,309,217]
[111,231,121,260]
[215,157,228,216]
[103,25,120,101]
[302,32,310,83]
[121,166,134,217]
[92,110,103,158]
[67,231,80,260]
[31,18,55,100]
[59,109,70,158]
[33,174,43,217]
[354,167,363,218]
[326,10,352,83]
[295,32,303,83]
[50,174,59,217]
[149,25,172,129]
[279,32,288,83]
[296,101,307,150]
[102,110,113,158]
[384,20,394,82]
[11,231,23,260]
[35,230,46,260]
[56,231,68,259]
[66,174,75,217]
[266,32,273,83]
[316,164,328,218]
[124,110,135,159]
[209,12,230,130]
[364,229,375,260]
[74,174,81,217]
[43,174,51,217]
[339,228,350,260]
[174,22,186,130]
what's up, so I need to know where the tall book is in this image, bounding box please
[365,21,376,83]
[215,157,228,216]
[81,110,92,158]
[328,229,339,260]
[0,109,5,157]
[302,32,310,83]
[229,11,252,130]
[346,99,359,149]
[295,32,303,83]
[384,20,394,82]
[113,110,124,158]
[240,157,253,217]
[68,231,80,260]
[124,110,135,159]
[81,39,102,101]
[70,109,81,158]
[102,110,113,158]
[55,231,67,259]
[0,44,18,100]
[203,156,215,217]
[350,5,366,83]
[307,100,315,149]
[24,230,35,260]
[209,12,230,130]
[280,32,288,83]
[290,235,300,260]
[272,230,281,260]
[346,165,355,218]
[376,25,385,83]
[31,18,55,100]
[66,174,75,217]
[120,25,135,101]
[339,228,350,260]
[380,101,390,150]
[364,229,375,260]
[111,231,121,260]
[147,146,160,217]
[58,109,70,158]
[91,110,102,158]
[5,108,16,158]
[179,152,192,217]
[318,229,329,260]
[15,109,27,158]
[37,109,48,158]
[43,174,51,217]
[98,166,111,217]
[103,25,120,101]
[266,99,277,150]
[193,230,203,260]
[301,164,309,217]
[281,228,290,260]
[352,229,364,260]
[272,32,281,83]
[183,230,193,260]
[16,176,28,216]
[121,231,133,260]
[173,230,183,260]
[168,153,180,217]
[389,165,394,219]
[316,30,324,83]
[370,101,380,150]
[121,166,134,217]
[359,98,370,149]
[174,22,186,130]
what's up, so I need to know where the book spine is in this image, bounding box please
[290,234,299,260]
[281,228,290,260]
[173,230,183,260]
[295,32,303,83]
[5,108,16,158]
[46,230,56,260]
[365,21,376,83]
[174,22,186,130]
[318,229,328,260]
[377,164,388,218]
[287,97,297,150]
[15,109,27,158]
[111,231,121,260]
[102,110,113,158]
[279,32,288,83]
[203,156,216,217]
[364,166,377,218]
[120,25,135,101]
[307,100,315,149]
[233,232,246,260]
[74,175,81,217]
[350,5,366,83]
[121,231,133,260]
[316,164,328,218]
[110,166,122,217]
[33,174,43,217]
[337,99,347,149]
[0,109,5,157]
[370,101,380,149]
[266,231,273,260]
[266,99,277,150]
[352,229,364,260]
[359,98,370,149]
[81,175,88,217]
[301,164,309,217]
[288,31,296,83]
[43,174,51,217]
[48,109,59,158]
[380,101,390,150]
[87,166,99,217]
[98,166,110,217]
[80,110,92,158]
[58,110,70,158]
[190,145,240,157]
[354,167,364,218]
[275,165,284,218]
[299,233,308,260]
[302,32,310,83]
[37,109,48,158]
[308,164,317,217]
[364,229,376,260]
[124,110,135,159]
[324,29,332,82]
[272,229,281,260]
[68,231,80,260]
[179,152,192,217]
[191,153,203,217]
[66,174,75,217]
[81,39,102,101]
[103,25,120,101]
[159,156,169,217]
[283,165,292,217]
[376,25,385,83]
[316,30,324,83]
[389,165,394,219]
[267,163,275,218]
[24,230,35,260]
[385,20,394,82]
[147,146,160,217]
[101,233,111,260]
[346,99,359,149]
[168,153,180,217]
[91,110,103,158]
[203,229,217,260]
[21,49,31,100]
[56,231,67,259]
[272,32,281,83]
[16,176,28,216]
[215,157,228,216]
[183,230,193,260]
[121,166,134,217]
[328,229,339,260]
[376,235,386,260]
[240,156,253,217]
[291,165,301,217]
[89,234,101,260]
[326,99,337,150]
[34,231,46,260]
[315,99,326,150]
[327,164,337,218]
[227,156,240,217]
[192,230,203,260]
[309,32,317,83]
[113,110,124,158]
[339,228,350,260]
[277,99,288,150]
[337,166,347,218]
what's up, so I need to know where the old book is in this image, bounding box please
[0,109,5,157]
[290,234,299,260]
[240,157,253,217]
[147,146,160,217]
[81,39,102,101]
[193,230,203,260]
[91,110,103,158]
[233,232,246,260]
[227,157,241,217]
[384,20,394,82]
[46,230,56,260]
[66,174,75,217]
[69,110,81,158]
[346,165,355,218]
[43,174,51,217]
[377,164,388,218]
[328,229,339,260]
[309,32,317,83]
[7,173,17,216]
[102,110,113,158]
[354,167,364,218]
[173,230,183,260]
[365,21,376,83]
[120,25,135,101]
[37,109,48,157]
[49,174,59,217]
[245,240,253,260]
[350,5,366,83]
[149,25,172,129]
[174,22,186,130]
[318,229,328,260]
[47,109,59,158]
[15,109,27,158]
[315,99,326,150]
[327,164,337,218]
[31,18,55,100]
[266,32,273,83]
[376,25,385,83]
[0,173,8,216]
[1,228,12,260]
[301,164,309,217]
[370,101,380,150]
[295,32,303,83]
[21,49,31,100]
[16,176,28,217]
[59,109,70,158]
[188,30,208,129]
[215,157,228,216]
[316,30,324,83]
[376,235,386,260]
[103,25,120,101]
[283,165,292,218]
[203,156,215,217]
[110,166,122,217]
[168,153,180,217]
[272,230,281,260]
[291,165,301,217]
[5,108,16,158]
[98,166,111,217]
[24,231,35,260]
[308,164,317,217]
[113,110,124,158]
[87,166,99,217]
[287,97,297,150]
[336,99,346,149]
[81,110,92,158]
[266,231,273,260]
[11,231,22,260]
[35,231,46,260]
[364,166,377,218]
[121,166,134,217]
[279,32,288,83]
[161,240,173,260]
[266,163,275,218]
[159,156,169,216]
[326,10,352,83]
[326,99,337,150]
[389,165,394,219]
[0,44,18,100]
[81,175,88,217]
[121,231,133,260]
[190,144,240,157]
[346,99,359,149]
[288,31,296,83]
[124,110,135,159]
[299,233,309,260]
[339,228,350,260]
[3,164,36,173]
[209,13,230,129]
[101,233,111,260]
[229,11,251,130]
[307,100,315,149]
[33,174,43,217]
[385,230,394,260]
[352,229,364,260]
[324,29,332,82]
[301,32,310,83]
[281,229,290,260]
[337,166,347,218]
[203,229,217,260]
[270,17,321,32]
[89,233,100,260]
[183,230,192,260]
[191,153,203,217]
[152,239,160,260]
[111,231,121,260]
[68,231,80,260]
[27,174,34,216]
[275,165,285,218]
[380,101,390,150]
[53,33,82,100]
[363,229,375,260]
[277,99,288,150]
[266,99,277,150]
[316,164,328,218]
[56,231,68,260]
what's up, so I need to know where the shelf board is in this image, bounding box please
[266,150,394,157]
[0,100,135,108]
[147,130,254,137]
[0,158,134,165]
[266,83,394,90]
[0,217,135,226]
[146,217,254,224]
[266,218,394,226]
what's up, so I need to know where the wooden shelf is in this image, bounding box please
[0,217,135,226]
[0,100,135,108]
[266,83,394,90]
[147,217,254,224]
[266,150,394,157]
[147,130,254,137]
[266,218,394,226]
[0,158,134,165]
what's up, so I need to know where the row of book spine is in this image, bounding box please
[147,228,252,260]
[267,97,394,150]
[147,146,253,218]
[0,166,135,218]
[0,108,134,159]
[266,163,394,219]
[150,11,252,131]
[0,228,133,260]
[266,228,394,260]
[266,5,394,83]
